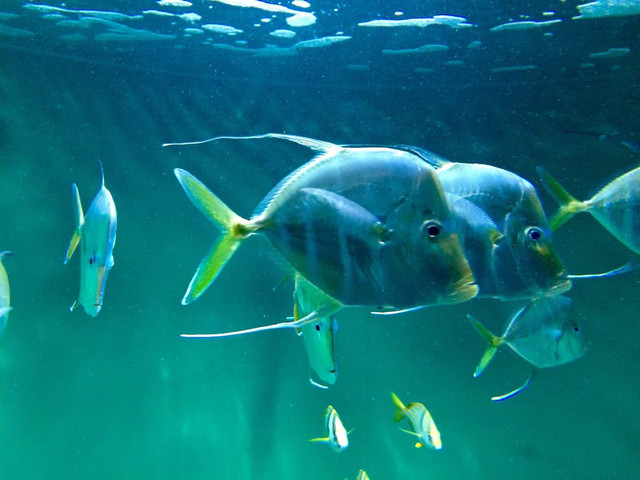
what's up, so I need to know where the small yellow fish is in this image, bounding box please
[0,251,12,336]
[391,392,441,450]
[310,405,349,452]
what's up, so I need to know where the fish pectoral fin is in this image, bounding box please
[491,370,536,402]
[399,427,421,438]
[64,183,84,264]
[70,300,78,312]
[536,167,588,230]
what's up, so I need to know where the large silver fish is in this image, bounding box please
[172,134,477,331]
[539,166,640,255]
[64,162,117,317]
[468,294,587,400]
[394,146,571,300]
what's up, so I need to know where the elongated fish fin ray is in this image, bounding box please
[64,183,84,264]
[569,261,639,279]
[258,133,341,154]
[391,145,451,168]
[390,392,406,422]
[174,169,254,304]
[163,133,340,155]
[96,159,105,188]
[180,308,336,338]
[309,436,330,444]
[371,305,428,316]
[536,167,589,230]
[0,251,14,261]
[467,314,501,377]
[491,370,536,402]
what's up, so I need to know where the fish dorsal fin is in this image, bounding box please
[163,132,340,154]
[97,159,105,188]
[390,145,451,168]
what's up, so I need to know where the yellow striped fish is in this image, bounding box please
[391,392,441,450]
[310,405,349,452]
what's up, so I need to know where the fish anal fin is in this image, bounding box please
[491,370,536,402]
[309,436,329,444]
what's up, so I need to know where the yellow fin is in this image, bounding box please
[64,183,84,264]
[391,392,406,422]
[174,169,253,304]
[537,167,589,230]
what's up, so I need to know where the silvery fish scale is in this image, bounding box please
[256,146,475,308]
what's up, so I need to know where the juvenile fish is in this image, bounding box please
[64,162,117,317]
[539,166,640,255]
[310,405,349,452]
[0,251,12,336]
[293,273,339,388]
[468,295,587,400]
[391,391,441,450]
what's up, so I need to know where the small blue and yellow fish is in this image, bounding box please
[468,295,587,400]
[391,392,442,450]
[354,470,369,480]
[310,405,349,452]
[64,162,117,317]
[0,251,13,336]
[539,166,640,255]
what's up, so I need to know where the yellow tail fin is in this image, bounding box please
[391,392,406,422]
[537,167,589,230]
[174,169,256,304]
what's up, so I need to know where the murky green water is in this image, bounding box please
[1,2,639,479]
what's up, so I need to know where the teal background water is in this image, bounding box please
[1,1,639,479]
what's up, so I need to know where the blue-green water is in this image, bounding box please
[1,1,639,479]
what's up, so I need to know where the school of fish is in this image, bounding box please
[1,132,637,478]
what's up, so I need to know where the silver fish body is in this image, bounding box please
[399,146,570,300]
[64,163,117,317]
[174,134,477,310]
[502,295,586,368]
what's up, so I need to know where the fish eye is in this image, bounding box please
[89,255,96,265]
[525,226,543,242]
[315,323,320,332]
[423,220,442,239]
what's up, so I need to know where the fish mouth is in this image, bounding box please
[446,276,479,304]
[544,275,573,297]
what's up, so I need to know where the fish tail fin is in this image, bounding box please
[391,392,406,422]
[536,167,589,230]
[467,314,501,377]
[174,168,257,305]
[64,183,84,264]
